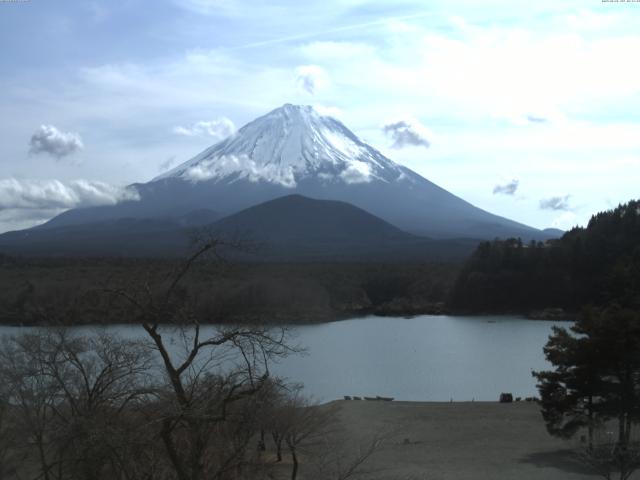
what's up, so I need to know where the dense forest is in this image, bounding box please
[0,257,458,325]
[450,200,640,315]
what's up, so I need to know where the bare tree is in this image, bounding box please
[108,238,297,480]
[282,391,335,480]
[576,426,640,480]
[264,387,388,480]
[0,332,65,480]
[0,329,154,480]
[0,374,20,479]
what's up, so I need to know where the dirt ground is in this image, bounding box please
[309,400,601,480]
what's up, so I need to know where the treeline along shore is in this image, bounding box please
[0,258,458,325]
[0,199,638,325]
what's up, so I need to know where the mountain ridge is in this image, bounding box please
[0,194,478,261]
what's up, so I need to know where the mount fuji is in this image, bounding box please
[0,104,558,258]
[35,104,548,241]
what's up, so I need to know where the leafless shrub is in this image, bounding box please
[0,329,154,480]
[576,428,640,480]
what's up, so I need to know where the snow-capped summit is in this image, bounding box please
[154,104,405,187]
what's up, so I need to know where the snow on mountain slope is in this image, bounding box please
[154,104,405,187]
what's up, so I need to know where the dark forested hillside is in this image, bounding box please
[0,258,459,325]
[0,195,478,262]
[450,200,640,314]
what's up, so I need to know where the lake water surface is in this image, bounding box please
[0,315,567,402]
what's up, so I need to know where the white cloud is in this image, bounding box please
[0,178,140,232]
[0,208,66,232]
[296,19,640,127]
[295,65,330,94]
[29,125,84,158]
[493,179,519,195]
[540,195,571,211]
[172,117,236,140]
[339,161,372,184]
[382,118,431,149]
[183,155,297,187]
[0,178,139,210]
[181,153,373,187]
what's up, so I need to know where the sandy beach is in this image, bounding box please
[315,400,599,480]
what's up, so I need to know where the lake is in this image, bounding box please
[0,315,568,402]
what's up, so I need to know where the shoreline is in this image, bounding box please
[0,311,575,328]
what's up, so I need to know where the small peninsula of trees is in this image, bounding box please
[451,200,640,314]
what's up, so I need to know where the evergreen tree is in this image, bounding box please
[450,200,640,314]
[534,306,640,479]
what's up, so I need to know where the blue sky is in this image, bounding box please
[1,0,639,232]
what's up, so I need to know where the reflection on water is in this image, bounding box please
[0,315,568,402]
